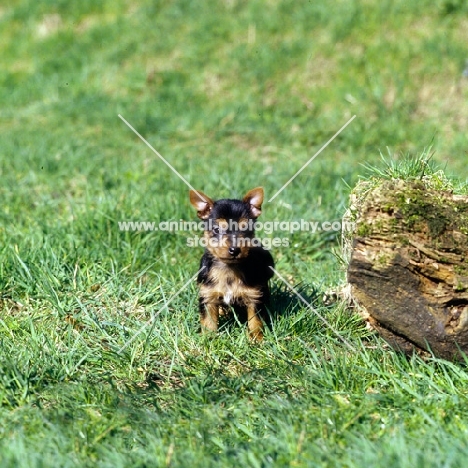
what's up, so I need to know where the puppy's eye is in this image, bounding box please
[213,226,220,235]
[239,220,249,231]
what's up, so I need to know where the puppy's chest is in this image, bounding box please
[204,264,261,305]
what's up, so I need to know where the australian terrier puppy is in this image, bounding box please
[189,187,274,341]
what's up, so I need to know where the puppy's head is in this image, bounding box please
[189,187,264,263]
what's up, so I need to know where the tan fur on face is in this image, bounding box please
[203,231,250,262]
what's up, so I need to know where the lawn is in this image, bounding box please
[1,0,468,466]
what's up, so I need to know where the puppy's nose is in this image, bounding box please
[228,246,241,257]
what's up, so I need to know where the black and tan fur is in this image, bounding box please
[189,187,274,340]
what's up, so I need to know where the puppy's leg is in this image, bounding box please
[246,303,264,341]
[200,299,220,332]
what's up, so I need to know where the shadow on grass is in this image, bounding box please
[268,281,321,319]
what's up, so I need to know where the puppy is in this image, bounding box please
[189,187,274,340]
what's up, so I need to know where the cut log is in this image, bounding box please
[346,178,468,360]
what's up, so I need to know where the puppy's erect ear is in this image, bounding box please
[243,187,264,218]
[189,190,214,219]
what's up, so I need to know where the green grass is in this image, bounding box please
[1,0,468,466]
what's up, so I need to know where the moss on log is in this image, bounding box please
[347,178,468,360]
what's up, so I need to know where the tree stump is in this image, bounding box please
[346,178,468,360]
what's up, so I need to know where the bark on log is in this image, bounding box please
[346,179,468,360]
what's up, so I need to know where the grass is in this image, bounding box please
[1,0,468,466]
